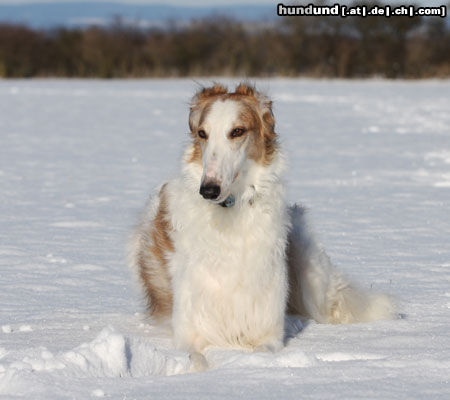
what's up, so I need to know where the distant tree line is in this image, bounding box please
[0,1,449,78]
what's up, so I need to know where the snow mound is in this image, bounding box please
[62,327,129,377]
[0,324,320,396]
[0,326,191,387]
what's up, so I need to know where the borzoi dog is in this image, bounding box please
[129,83,395,361]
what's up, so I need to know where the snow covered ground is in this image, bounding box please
[0,79,449,399]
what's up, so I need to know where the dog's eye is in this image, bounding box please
[230,127,246,138]
[197,130,207,139]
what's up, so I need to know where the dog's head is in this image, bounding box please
[187,83,277,204]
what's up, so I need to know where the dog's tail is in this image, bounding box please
[287,205,396,324]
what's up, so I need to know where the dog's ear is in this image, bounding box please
[258,96,277,164]
[258,98,275,134]
[189,84,228,132]
[235,83,256,97]
[195,83,228,101]
[235,83,275,133]
[235,83,277,163]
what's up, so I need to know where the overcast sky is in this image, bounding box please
[0,0,446,5]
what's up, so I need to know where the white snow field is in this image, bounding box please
[0,79,449,399]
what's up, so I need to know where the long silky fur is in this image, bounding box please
[128,83,396,356]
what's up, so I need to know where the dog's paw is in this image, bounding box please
[189,351,209,372]
[254,340,283,353]
[254,344,275,353]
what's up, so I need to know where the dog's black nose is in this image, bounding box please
[199,184,221,200]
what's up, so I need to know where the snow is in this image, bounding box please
[0,78,449,399]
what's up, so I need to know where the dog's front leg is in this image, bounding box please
[173,315,211,372]
[188,351,209,372]
[171,276,212,373]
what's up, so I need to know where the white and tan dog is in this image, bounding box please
[129,83,395,360]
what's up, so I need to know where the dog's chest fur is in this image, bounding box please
[164,175,289,349]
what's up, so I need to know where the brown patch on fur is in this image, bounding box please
[137,184,174,319]
[198,102,213,128]
[235,101,277,165]
[234,83,256,97]
[238,104,260,129]
[260,109,277,165]
[232,84,277,165]
[237,104,264,161]
[188,139,202,164]
[195,83,228,101]
[188,86,223,146]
